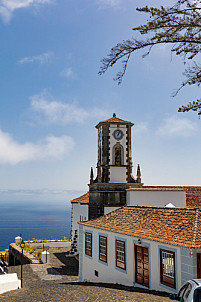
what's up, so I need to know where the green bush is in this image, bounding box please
[15,243,42,260]
[36,252,42,260]
[24,237,70,243]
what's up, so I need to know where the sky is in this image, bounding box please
[0,0,201,203]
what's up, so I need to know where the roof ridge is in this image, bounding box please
[125,205,194,211]
[191,208,199,248]
[143,186,201,188]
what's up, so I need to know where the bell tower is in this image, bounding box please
[96,113,137,184]
[89,114,143,220]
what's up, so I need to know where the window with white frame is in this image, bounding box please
[99,235,107,263]
[85,232,92,257]
[116,239,126,270]
[160,249,175,288]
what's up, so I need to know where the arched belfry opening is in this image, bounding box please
[113,144,124,166]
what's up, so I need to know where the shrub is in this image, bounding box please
[36,252,42,260]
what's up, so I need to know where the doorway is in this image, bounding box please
[135,244,149,287]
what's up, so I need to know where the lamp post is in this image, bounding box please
[20,239,25,288]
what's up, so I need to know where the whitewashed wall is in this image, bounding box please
[126,190,186,208]
[72,203,88,233]
[0,273,21,295]
[79,225,191,294]
[109,167,127,183]
[108,125,127,183]
[104,207,120,215]
[109,125,127,166]
[71,203,88,255]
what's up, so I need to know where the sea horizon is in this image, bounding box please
[0,199,73,251]
[0,189,85,251]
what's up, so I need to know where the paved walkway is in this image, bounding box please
[0,248,171,302]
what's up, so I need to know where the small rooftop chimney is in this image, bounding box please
[113,113,116,117]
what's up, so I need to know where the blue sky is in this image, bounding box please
[0,0,201,202]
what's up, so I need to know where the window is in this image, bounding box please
[182,283,192,301]
[177,283,189,300]
[194,288,201,302]
[99,236,107,263]
[176,282,193,302]
[116,240,126,270]
[85,232,92,257]
[160,249,175,288]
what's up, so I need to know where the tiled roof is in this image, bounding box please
[126,187,185,191]
[71,192,89,204]
[185,186,201,209]
[142,186,201,209]
[79,206,201,248]
[95,114,134,128]
[70,186,201,207]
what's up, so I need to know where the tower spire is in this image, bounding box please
[90,167,94,185]
[137,164,141,183]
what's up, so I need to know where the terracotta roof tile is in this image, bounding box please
[95,114,134,128]
[126,187,184,192]
[71,192,89,204]
[79,206,201,248]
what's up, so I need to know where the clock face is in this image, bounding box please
[114,129,123,140]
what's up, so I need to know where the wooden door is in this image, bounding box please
[135,244,149,287]
[197,253,201,278]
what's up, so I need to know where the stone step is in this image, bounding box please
[31,259,40,264]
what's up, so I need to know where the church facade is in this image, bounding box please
[71,113,143,255]
[70,114,201,293]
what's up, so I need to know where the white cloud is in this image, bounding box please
[156,116,198,137]
[60,68,74,78]
[98,0,121,8]
[30,92,107,124]
[133,122,148,135]
[18,52,53,64]
[0,129,74,164]
[0,0,52,23]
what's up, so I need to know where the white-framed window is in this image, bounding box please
[160,249,175,288]
[85,232,92,257]
[116,239,126,270]
[99,235,107,263]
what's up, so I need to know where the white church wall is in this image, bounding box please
[109,125,127,166]
[71,203,88,255]
[109,167,127,183]
[126,190,186,208]
[72,203,88,231]
[80,226,134,287]
[104,207,120,215]
[80,225,184,294]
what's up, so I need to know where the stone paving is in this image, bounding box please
[0,248,171,302]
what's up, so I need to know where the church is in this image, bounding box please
[70,114,201,294]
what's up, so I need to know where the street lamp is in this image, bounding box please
[20,238,25,288]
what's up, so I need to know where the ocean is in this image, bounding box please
[0,200,72,251]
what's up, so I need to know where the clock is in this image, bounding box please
[113,129,123,140]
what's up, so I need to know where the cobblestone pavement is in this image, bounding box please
[0,248,171,302]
